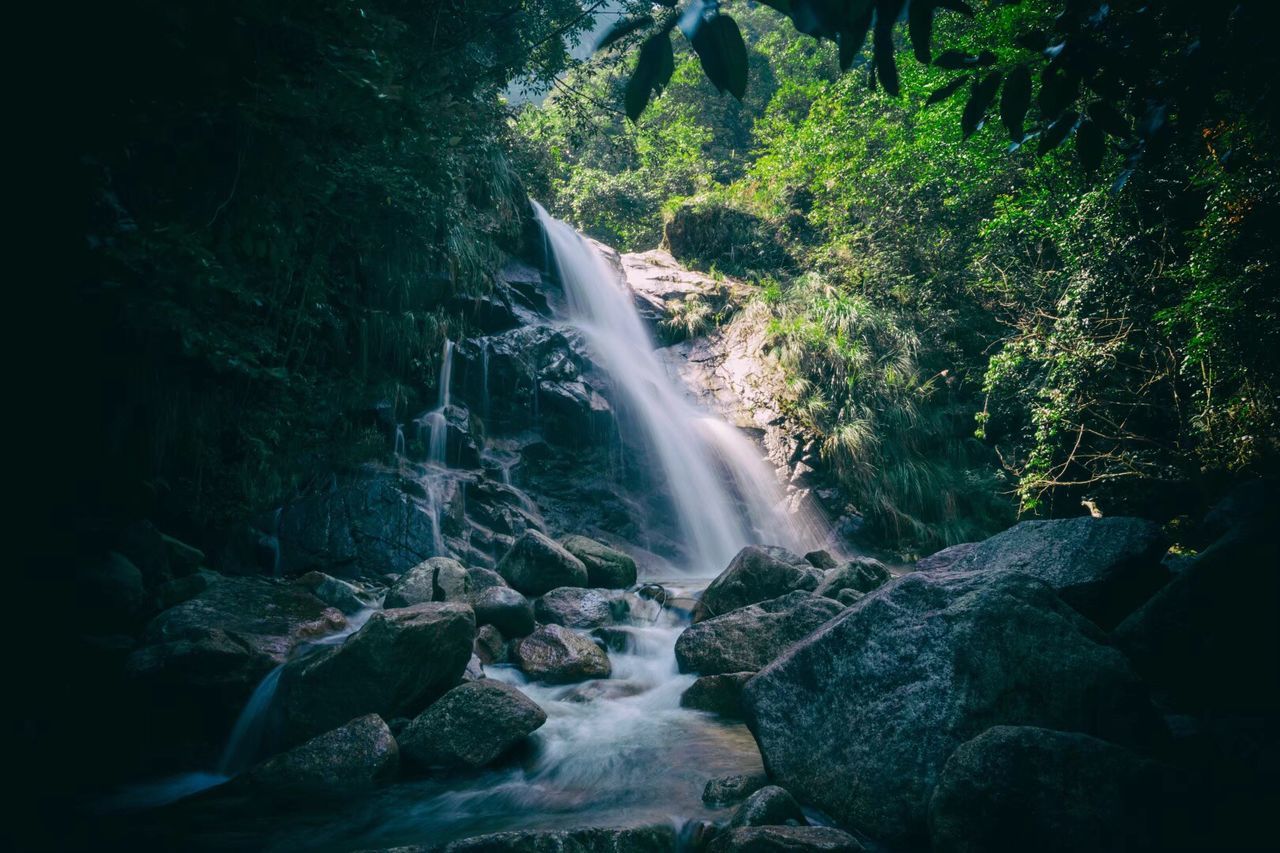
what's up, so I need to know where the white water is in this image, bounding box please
[534,201,825,574]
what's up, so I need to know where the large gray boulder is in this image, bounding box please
[514,624,611,684]
[400,680,546,770]
[703,772,769,806]
[915,516,1169,628]
[245,714,398,801]
[694,546,821,622]
[726,785,806,829]
[473,586,535,637]
[706,827,864,852]
[385,557,472,608]
[928,726,1189,853]
[534,587,615,629]
[426,825,677,852]
[681,672,754,717]
[294,571,372,615]
[281,603,474,743]
[498,531,589,596]
[676,592,842,675]
[813,557,891,599]
[560,535,638,589]
[741,571,1160,847]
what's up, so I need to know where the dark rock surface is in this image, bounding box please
[915,516,1169,628]
[400,680,546,770]
[676,592,842,675]
[726,786,806,829]
[514,624,611,683]
[681,672,754,717]
[281,603,474,743]
[246,713,398,801]
[912,542,979,573]
[694,546,821,622]
[706,827,864,852]
[534,586,615,629]
[703,772,769,806]
[474,624,506,665]
[294,571,372,614]
[560,535,638,589]
[928,726,1191,853]
[803,550,838,570]
[385,557,472,608]
[742,571,1160,847]
[473,586,536,638]
[498,531,589,596]
[813,557,890,599]
[424,824,677,852]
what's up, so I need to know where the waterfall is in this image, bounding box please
[532,202,822,574]
[217,664,285,775]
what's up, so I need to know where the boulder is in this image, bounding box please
[928,726,1191,853]
[77,551,148,630]
[741,572,1160,847]
[676,592,842,675]
[703,772,769,806]
[385,557,472,608]
[160,532,207,577]
[153,570,219,611]
[473,586,536,638]
[116,520,172,587]
[399,680,546,770]
[694,546,821,622]
[498,531,589,596]
[426,825,677,852]
[534,587,615,629]
[281,603,474,743]
[916,517,1169,628]
[803,550,838,570]
[834,589,862,607]
[294,571,371,615]
[467,567,509,593]
[681,672,754,717]
[913,542,979,573]
[727,786,806,829]
[706,827,863,853]
[245,714,398,801]
[813,558,890,599]
[1114,497,1280,714]
[474,624,507,665]
[514,624,611,684]
[560,535,638,589]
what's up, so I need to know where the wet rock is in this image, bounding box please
[467,567,509,593]
[294,571,371,614]
[814,558,891,599]
[514,624,611,684]
[803,550,838,570]
[160,532,207,577]
[474,624,507,665]
[246,714,398,801]
[560,535,638,589]
[498,530,589,596]
[78,551,148,629]
[694,546,822,622]
[706,826,863,852]
[473,586,536,638]
[676,591,842,675]
[928,726,1191,853]
[703,772,769,806]
[400,680,546,771]
[834,588,862,607]
[593,626,637,653]
[424,824,678,852]
[153,570,220,611]
[1114,488,1280,714]
[116,520,172,587]
[742,571,1161,847]
[463,654,485,682]
[281,603,474,743]
[681,672,754,717]
[727,786,806,829]
[534,587,615,629]
[913,542,979,573]
[385,557,472,608]
[916,517,1170,629]
[560,680,649,703]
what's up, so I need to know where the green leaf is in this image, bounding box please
[1037,109,1080,155]
[1000,64,1031,141]
[624,33,675,122]
[691,14,749,100]
[962,71,1002,139]
[1087,100,1130,138]
[596,15,655,53]
[926,75,969,105]
[837,8,874,71]
[1076,117,1105,172]
[1038,68,1079,119]
[908,1,935,64]
[873,0,906,97]
[934,50,977,69]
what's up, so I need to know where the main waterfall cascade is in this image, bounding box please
[533,201,831,574]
